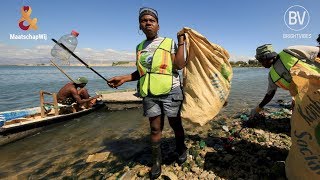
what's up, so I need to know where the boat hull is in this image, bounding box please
[0,102,104,139]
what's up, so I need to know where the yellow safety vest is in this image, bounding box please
[136,38,173,97]
[270,51,320,90]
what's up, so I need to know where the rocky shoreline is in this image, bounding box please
[57,106,292,180]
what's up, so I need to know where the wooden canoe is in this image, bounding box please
[0,101,104,136]
[0,89,141,146]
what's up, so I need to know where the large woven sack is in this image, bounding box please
[286,64,320,179]
[178,27,232,126]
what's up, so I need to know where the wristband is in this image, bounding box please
[178,43,184,46]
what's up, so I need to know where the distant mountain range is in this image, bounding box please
[0,43,253,65]
[0,43,136,65]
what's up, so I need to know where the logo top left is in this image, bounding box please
[18,6,38,31]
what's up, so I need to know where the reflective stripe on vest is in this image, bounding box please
[269,51,299,90]
[136,38,173,97]
[269,51,320,90]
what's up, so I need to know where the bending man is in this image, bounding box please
[57,77,100,109]
[251,44,320,118]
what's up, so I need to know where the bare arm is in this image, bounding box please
[250,90,276,119]
[258,90,276,108]
[71,88,96,104]
[107,70,140,88]
[173,35,186,70]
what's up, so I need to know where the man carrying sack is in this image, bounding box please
[252,43,320,179]
[250,44,320,118]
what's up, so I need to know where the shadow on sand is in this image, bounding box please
[203,136,288,179]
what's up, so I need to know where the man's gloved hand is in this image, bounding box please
[250,106,263,119]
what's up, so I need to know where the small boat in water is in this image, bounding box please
[0,89,141,146]
[0,101,104,136]
[0,90,105,146]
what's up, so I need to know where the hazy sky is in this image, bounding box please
[0,0,319,63]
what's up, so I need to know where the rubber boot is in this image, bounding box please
[150,142,161,179]
[176,137,187,165]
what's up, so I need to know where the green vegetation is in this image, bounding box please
[230,60,262,67]
[112,61,131,66]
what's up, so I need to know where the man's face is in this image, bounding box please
[260,58,273,68]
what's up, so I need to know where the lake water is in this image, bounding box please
[0,66,137,112]
[0,66,288,113]
[0,66,290,178]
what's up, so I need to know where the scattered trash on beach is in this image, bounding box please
[277,99,291,109]
[199,140,206,149]
[222,125,229,132]
[240,114,249,121]
[26,106,291,179]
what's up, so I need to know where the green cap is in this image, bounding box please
[74,77,88,84]
[255,44,276,61]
